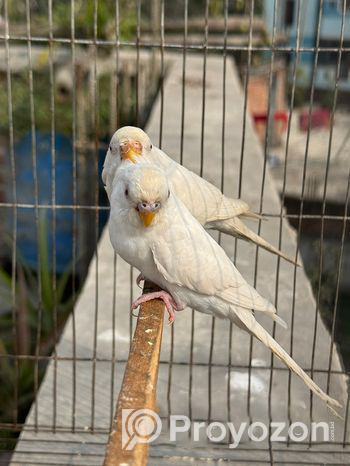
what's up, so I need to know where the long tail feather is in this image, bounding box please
[213,217,301,267]
[271,313,288,329]
[241,211,263,221]
[231,306,341,414]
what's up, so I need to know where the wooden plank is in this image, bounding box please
[104,281,165,466]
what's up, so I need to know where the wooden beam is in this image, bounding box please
[104,281,165,466]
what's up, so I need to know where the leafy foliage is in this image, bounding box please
[0,70,134,140]
[0,213,76,440]
[5,0,138,40]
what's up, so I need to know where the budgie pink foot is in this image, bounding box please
[136,273,145,288]
[131,291,179,324]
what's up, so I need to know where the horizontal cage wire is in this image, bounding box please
[0,0,349,465]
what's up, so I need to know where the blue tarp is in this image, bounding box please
[7,131,108,274]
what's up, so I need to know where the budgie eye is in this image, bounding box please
[125,188,128,197]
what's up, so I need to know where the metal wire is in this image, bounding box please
[262,6,279,464]
[1,0,349,463]
[89,0,100,433]
[109,0,120,432]
[269,0,302,456]
[0,354,350,376]
[158,0,165,148]
[48,0,58,432]
[70,0,78,433]
[288,0,324,445]
[179,0,188,165]
[241,0,255,427]
[222,0,231,436]
[25,0,43,431]
[310,0,347,436]
[3,33,350,52]
[4,0,18,428]
[0,201,348,221]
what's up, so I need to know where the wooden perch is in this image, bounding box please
[104,281,165,466]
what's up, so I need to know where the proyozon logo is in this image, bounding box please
[122,409,162,450]
[122,409,333,450]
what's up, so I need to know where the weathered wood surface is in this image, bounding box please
[104,281,164,466]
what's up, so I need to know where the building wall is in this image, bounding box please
[247,67,287,145]
[263,0,350,91]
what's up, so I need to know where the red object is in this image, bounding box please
[253,112,288,131]
[299,108,330,132]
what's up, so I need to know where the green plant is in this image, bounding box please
[0,67,140,141]
[4,0,137,40]
[0,212,76,443]
[52,0,137,40]
[0,72,73,140]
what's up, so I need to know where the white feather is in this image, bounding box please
[103,127,298,265]
[108,164,340,414]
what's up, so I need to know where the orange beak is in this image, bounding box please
[138,211,155,227]
[120,140,142,163]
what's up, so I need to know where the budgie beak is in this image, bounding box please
[120,140,142,163]
[138,211,155,227]
[137,201,161,227]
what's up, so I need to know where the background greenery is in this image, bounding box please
[0,213,74,448]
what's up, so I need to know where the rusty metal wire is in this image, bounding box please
[0,1,349,465]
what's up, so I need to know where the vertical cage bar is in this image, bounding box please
[166,0,175,411]
[236,0,254,423]
[179,0,188,165]
[344,388,350,446]
[70,0,78,432]
[248,0,277,429]
[47,0,58,432]
[259,2,279,461]
[199,0,209,179]
[221,0,232,436]
[309,0,346,431]
[4,0,19,426]
[129,266,134,351]
[267,1,302,458]
[288,0,324,442]
[109,0,120,430]
[135,0,141,126]
[158,0,165,148]
[166,1,174,428]
[166,320,174,429]
[237,0,254,200]
[110,250,118,430]
[188,308,195,438]
[25,0,43,430]
[90,0,100,432]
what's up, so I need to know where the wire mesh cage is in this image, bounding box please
[0,0,349,464]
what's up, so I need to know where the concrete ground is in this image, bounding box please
[271,109,350,203]
[11,53,349,465]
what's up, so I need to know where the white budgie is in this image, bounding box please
[102,126,298,266]
[108,164,340,415]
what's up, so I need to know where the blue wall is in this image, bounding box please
[263,0,350,91]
